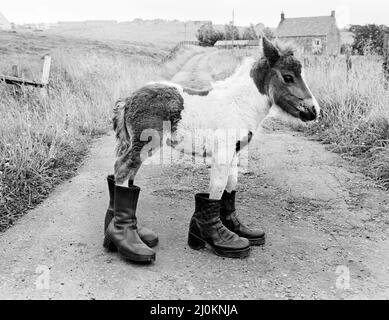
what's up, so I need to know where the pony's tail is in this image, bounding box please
[113,99,131,157]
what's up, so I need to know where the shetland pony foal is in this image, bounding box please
[103,38,320,262]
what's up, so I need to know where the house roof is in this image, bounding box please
[277,16,336,37]
[0,12,11,29]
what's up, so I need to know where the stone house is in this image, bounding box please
[276,11,341,55]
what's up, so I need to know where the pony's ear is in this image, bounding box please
[263,37,280,66]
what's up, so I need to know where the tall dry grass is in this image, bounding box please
[303,54,389,188]
[0,50,167,230]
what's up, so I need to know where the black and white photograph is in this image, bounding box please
[0,0,388,305]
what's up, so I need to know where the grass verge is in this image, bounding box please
[303,54,389,189]
[0,39,180,232]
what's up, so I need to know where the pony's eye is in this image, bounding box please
[283,74,294,83]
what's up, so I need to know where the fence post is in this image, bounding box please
[346,48,352,82]
[41,55,51,85]
[383,29,389,81]
[11,65,21,95]
[12,65,19,77]
[40,55,51,97]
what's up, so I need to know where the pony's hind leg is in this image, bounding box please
[114,144,144,186]
[108,140,160,258]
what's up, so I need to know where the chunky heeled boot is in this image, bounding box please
[188,193,250,259]
[104,175,159,248]
[220,191,265,246]
[104,185,156,263]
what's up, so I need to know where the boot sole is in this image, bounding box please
[103,236,156,263]
[103,235,158,249]
[188,232,250,259]
[118,249,156,263]
[248,236,266,246]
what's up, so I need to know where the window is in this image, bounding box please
[313,39,322,46]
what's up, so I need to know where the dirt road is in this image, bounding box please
[0,52,388,300]
[171,48,238,89]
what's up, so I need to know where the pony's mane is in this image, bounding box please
[274,41,297,57]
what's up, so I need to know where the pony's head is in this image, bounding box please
[251,38,320,122]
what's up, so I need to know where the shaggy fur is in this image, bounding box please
[113,84,184,183]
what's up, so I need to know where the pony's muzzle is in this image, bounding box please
[298,101,319,122]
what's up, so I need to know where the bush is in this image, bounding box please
[350,24,386,55]
[224,24,240,41]
[241,24,258,40]
[197,23,224,47]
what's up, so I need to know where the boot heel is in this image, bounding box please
[188,232,206,250]
[103,236,118,252]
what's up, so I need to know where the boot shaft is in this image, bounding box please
[113,185,141,228]
[194,193,222,225]
[220,191,236,216]
[107,175,115,210]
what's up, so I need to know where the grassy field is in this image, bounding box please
[0,31,202,231]
[43,19,250,47]
[0,31,167,63]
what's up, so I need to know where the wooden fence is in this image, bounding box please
[161,41,200,63]
[0,55,51,94]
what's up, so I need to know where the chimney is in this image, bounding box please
[281,11,285,21]
[331,10,335,17]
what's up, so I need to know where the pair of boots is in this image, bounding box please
[104,175,265,262]
[188,192,265,259]
[103,176,158,263]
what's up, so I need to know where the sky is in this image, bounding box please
[1,0,388,28]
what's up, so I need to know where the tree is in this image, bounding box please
[197,22,224,47]
[224,23,240,41]
[263,27,275,40]
[350,24,386,55]
[242,24,258,40]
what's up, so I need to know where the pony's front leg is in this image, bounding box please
[220,153,266,247]
[226,154,239,193]
[209,139,236,200]
[209,163,230,200]
[187,145,250,259]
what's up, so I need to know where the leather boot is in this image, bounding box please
[188,193,250,259]
[104,185,156,263]
[104,175,159,248]
[220,191,265,246]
